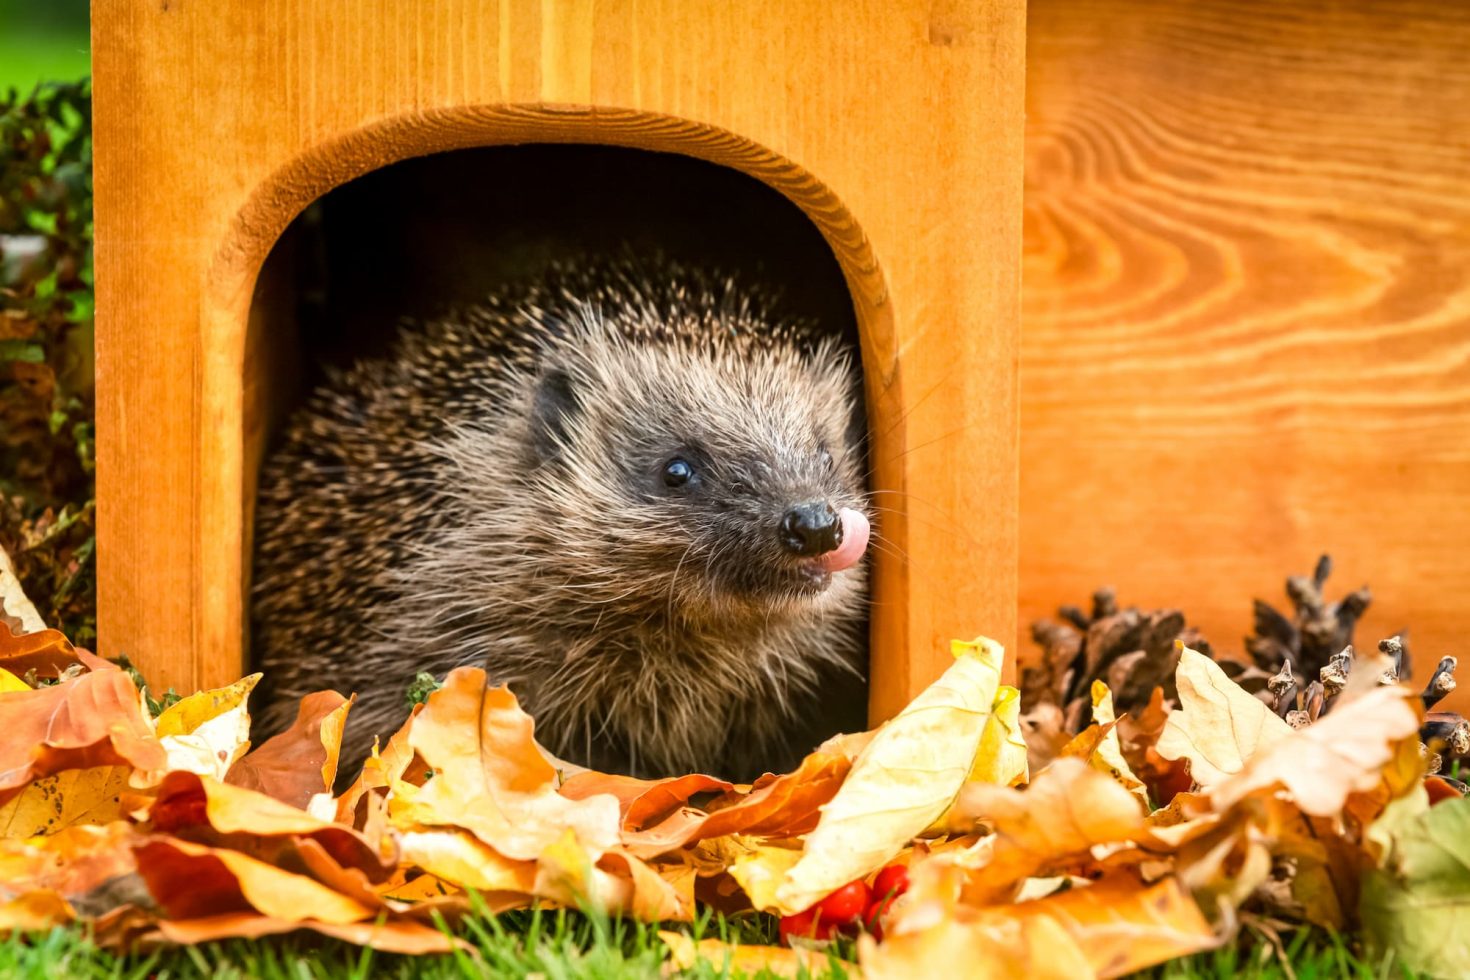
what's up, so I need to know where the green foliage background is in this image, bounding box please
[0,0,96,641]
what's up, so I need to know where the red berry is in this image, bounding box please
[779,908,835,945]
[871,863,910,900]
[815,879,871,925]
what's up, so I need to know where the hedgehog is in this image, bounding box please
[249,257,872,780]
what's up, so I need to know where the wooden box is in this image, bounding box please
[90,0,1025,723]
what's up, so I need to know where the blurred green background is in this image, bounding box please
[0,0,90,92]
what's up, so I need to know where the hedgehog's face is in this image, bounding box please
[527,329,870,623]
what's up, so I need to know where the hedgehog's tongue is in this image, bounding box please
[816,508,870,573]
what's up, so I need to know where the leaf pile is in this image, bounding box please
[1,619,1469,977]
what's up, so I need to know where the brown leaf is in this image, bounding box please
[0,627,85,679]
[861,904,1091,979]
[0,669,165,808]
[226,690,353,808]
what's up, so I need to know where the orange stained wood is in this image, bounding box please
[1022,0,1470,714]
[90,1,1027,719]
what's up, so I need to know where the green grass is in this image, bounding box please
[1,905,856,980]
[0,907,1419,980]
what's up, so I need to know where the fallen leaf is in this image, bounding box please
[133,836,375,924]
[155,675,261,781]
[391,669,620,861]
[0,669,28,693]
[152,911,465,954]
[0,766,132,837]
[943,758,1147,904]
[861,903,1091,980]
[1156,646,1292,787]
[0,888,74,931]
[660,931,848,978]
[560,771,734,830]
[0,628,84,680]
[774,637,1005,913]
[147,771,392,880]
[0,669,165,808]
[871,875,1214,980]
[969,684,1029,787]
[1361,793,1470,977]
[396,828,538,894]
[1208,686,1422,817]
[226,690,351,807]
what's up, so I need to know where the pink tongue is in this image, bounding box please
[817,508,870,573]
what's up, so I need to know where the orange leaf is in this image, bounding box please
[0,888,75,931]
[0,669,165,807]
[226,691,353,808]
[620,746,851,857]
[393,669,620,861]
[133,837,375,924]
[147,771,392,881]
[943,758,1147,903]
[0,821,139,899]
[152,911,465,953]
[560,771,734,830]
[861,907,1089,980]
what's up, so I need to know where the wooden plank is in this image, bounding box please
[91,1,1026,715]
[1022,0,1470,713]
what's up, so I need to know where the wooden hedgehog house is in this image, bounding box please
[90,1,1026,728]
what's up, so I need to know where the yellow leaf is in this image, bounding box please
[727,841,804,911]
[0,889,74,931]
[155,675,260,781]
[773,637,1005,914]
[154,674,261,738]
[0,766,132,838]
[1156,646,1292,786]
[661,932,846,978]
[971,685,1029,787]
[1068,682,1148,804]
[868,876,1216,980]
[0,668,28,693]
[396,828,538,894]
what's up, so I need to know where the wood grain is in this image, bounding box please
[90,1,1026,719]
[1022,0,1470,713]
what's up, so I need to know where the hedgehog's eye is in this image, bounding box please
[662,458,694,489]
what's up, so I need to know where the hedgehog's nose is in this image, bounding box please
[779,502,843,556]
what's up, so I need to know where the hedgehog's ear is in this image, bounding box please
[529,368,580,462]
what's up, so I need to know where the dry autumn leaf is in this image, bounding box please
[660,931,847,979]
[226,689,352,808]
[154,675,260,782]
[1208,685,1422,817]
[390,669,621,861]
[0,668,165,809]
[773,637,1005,914]
[942,758,1147,904]
[1156,645,1292,787]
